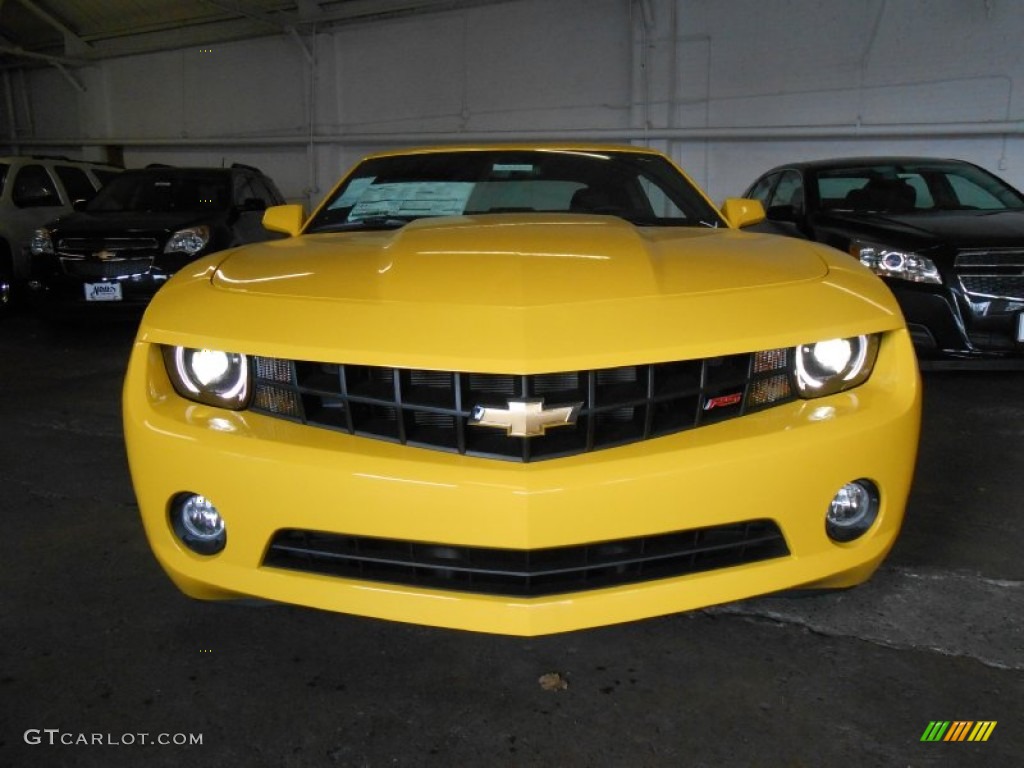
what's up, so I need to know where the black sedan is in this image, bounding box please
[743,157,1024,364]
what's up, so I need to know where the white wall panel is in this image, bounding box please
[3,0,1024,204]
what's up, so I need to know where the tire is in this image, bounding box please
[0,245,13,315]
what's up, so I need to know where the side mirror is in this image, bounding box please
[262,204,305,237]
[720,198,766,229]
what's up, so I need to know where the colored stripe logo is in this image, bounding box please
[921,721,997,742]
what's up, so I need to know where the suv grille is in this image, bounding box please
[59,256,154,278]
[57,237,160,279]
[263,520,790,597]
[249,351,796,462]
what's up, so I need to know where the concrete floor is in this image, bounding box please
[0,311,1021,768]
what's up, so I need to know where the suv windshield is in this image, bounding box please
[815,161,1024,213]
[306,149,725,232]
[86,171,230,213]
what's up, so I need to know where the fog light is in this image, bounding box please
[825,480,879,542]
[171,493,227,554]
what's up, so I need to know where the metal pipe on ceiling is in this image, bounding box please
[6,120,1024,151]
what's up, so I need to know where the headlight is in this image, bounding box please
[30,228,54,256]
[161,346,250,409]
[164,225,211,256]
[794,334,880,397]
[851,241,941,284]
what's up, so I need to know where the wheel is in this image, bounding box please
[0,252,13,315]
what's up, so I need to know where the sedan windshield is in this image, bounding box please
[86,171,230,213]
[815,161,1024,213]
[306,149,725,232]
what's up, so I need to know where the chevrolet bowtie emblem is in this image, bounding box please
[469,398,582,438]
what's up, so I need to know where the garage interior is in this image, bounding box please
[1,1,1022,765]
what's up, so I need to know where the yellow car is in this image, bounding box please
[123,145,921,636]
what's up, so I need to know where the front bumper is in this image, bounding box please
[893,282,1024,363]
[124,331,921,636]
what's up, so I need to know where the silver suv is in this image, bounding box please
[0,155,121,311]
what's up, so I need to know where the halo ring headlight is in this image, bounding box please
[795,335,879,397]
[162,346,250,409]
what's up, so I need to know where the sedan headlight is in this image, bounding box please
[162,346,250,409]
[30,228,54,256]
[164,225,211,256]
[794,334,880,397]
[851,241,940,284]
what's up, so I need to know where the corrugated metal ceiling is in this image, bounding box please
[0,0,514,66]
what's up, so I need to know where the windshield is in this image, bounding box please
[814,161,1024,213]
[306,149,725,232]
[86,171,230,213]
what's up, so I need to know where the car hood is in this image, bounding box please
[49,210,221,238]
[823,208,1024,249]
[211,215,827,305]
[144,215,904,372]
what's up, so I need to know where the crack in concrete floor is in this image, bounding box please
[705,565,1023,671]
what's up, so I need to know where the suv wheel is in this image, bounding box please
[0,246,13,314]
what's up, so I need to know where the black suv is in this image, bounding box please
[30,163,284,310]
[0,155,121,313]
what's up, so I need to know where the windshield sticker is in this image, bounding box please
[492,164,536,174]
[349,181,474,219]
[329,176,376,210]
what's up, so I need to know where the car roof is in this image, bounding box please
[0,155,120,168]
[758,156,977,174]
[123,167,238,175]
[360,144,666,161]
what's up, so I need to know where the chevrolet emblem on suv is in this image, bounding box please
[469,399,582,438]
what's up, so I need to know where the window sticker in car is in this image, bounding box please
[330,176,375,210]
[349,181,474,220]
[492,163,536,175]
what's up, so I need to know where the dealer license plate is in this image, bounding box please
[84,282,122,302]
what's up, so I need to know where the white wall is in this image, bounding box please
[3,0,1023,205]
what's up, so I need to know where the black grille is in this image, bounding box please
[262,520,790,597]
[955,249,1024,268]
[249,352,795,462]
[59,256,154,278]
[57,236,160,255]
[959,275,1024,302]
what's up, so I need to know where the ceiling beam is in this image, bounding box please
[14,0,91,54]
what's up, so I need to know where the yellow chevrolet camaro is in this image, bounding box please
[123,145,921,636]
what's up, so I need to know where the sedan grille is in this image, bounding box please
[249,351,796,462]
[955,249,1024,302]
[958,275,1024,302]
[262,520,790,597]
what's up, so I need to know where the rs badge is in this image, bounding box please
[469,398,582,438]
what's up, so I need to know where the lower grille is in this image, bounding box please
[959,275,1024,302]
[262,520,790,598]
[956,249,1024,304]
